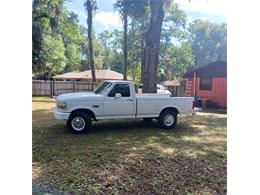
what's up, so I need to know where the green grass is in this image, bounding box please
[32,97,227,194]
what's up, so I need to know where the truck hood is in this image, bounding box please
[56,92,103,102]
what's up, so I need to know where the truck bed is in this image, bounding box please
[136,94,194,117]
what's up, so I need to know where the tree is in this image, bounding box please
[129,4,150,83]
[142,0,168,93]
[61,12,85,72]
[32,0,88,77]
[114,0,132,80]
[98,30,114,69]
[122,8,128,80]
[84,0,97,82]
[159,42,195,81]
[98,29,124,73]
[159,3,195,81]
[40,34,67,75]
[32,0,67,78]
[161,3,188,44]
[93,35,104,69]
[189,19,227,66]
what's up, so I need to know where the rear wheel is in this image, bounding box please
[67,111,92,134]
[159,110,177,129]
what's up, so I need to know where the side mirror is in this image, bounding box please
[115,93,122,98]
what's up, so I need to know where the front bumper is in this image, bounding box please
[53,108,70,120]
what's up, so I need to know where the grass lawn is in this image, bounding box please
[32,96,227,194]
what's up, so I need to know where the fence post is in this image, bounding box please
[73,80,76,92]
[53,80,55,96]
[50,80,52,97]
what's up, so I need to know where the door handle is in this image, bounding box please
[92,105,99,108]
[127,99,134,102]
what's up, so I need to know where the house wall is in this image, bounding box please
[190,77,227,107]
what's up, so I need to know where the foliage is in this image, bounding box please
[159,42,195,81]
[114,0,134,80]
[98,2,197,83]
[159,3,195,81]
[61,11,86,72]
[32,0,227,83]
[32,0,87,77]
[189,19,227,66]
[162,3,188,42]
[40,34,67,74]
[98,30,113,69]
[127,20,143,83]
[98,30,124,73]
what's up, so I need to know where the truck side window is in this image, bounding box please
[108,84,130,97]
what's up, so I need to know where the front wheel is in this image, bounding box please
[159,110,177,129]
[67,111,92,134]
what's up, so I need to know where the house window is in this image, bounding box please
[200,78,212,90]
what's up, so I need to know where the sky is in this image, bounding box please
[65,0,227,34]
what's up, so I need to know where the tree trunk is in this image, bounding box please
[142,0,164,93]
[87,0,96,82]
[141,33,145,84]
[123,10,128,80]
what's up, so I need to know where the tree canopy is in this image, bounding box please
[189,19,227,66]
[32,0,227,83]
[33,0,88,78]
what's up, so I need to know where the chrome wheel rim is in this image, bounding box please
[164,114,174,126]
[71,117,85,131]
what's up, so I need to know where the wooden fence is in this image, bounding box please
[166,86,185,97]
[32,80,186,97]
[177,85,185,97]
[32,80,99,96]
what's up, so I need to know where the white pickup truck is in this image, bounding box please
[54,80,194,133]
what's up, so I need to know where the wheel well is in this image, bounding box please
[160,107,179,116]
[70,109,96,120]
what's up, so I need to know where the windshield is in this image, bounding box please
[94,82,112,95]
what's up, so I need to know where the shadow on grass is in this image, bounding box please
[101,148,227,195]
[32,108,227,194]
[33,151,226,194]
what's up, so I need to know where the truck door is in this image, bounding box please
[104,83,136,118]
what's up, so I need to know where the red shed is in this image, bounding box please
[182,61,227,108]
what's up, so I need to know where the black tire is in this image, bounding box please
[67,111,92,134]
[159,110,177,129]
